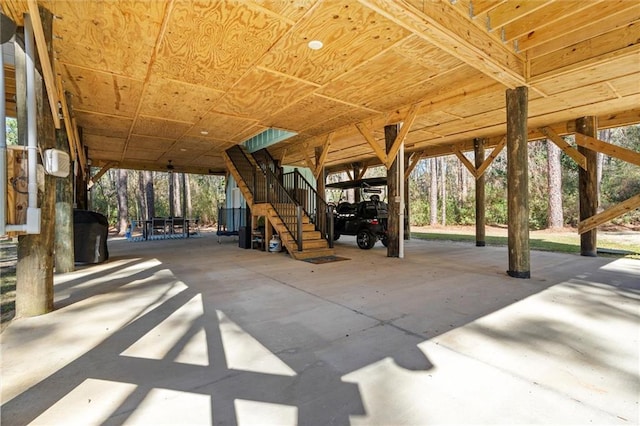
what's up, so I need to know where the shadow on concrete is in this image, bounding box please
[1,232,638,424]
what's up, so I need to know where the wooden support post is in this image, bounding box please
[54,124,74,273]
[385,124,400,257]
[506,87,530,278]
[75,146,88,210]
[16,6,56,316]
[576,116,598,257]
[352,163,361,203]
[474,138,486,247]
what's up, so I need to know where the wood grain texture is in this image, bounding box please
[51,0,165,79]
[62,64,143,117]
[133,115,192,140]
[154,1,291,90]
[139,77,224,123]
[260,1,409,85]
[213,67,317,120]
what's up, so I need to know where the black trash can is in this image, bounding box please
[74,210,109,264]
[238,226,251,249]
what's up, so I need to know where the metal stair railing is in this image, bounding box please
[226,145,266,202]
[282,169,333,248]
[226,145,303,251]
[265,166,304,251]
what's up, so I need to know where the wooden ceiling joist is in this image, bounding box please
[359,0,526,88]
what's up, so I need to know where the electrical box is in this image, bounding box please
[44,148,70,178]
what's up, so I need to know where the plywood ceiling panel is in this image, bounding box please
[50,0,165,79]
[133,116,192,140]
[212,68,318,121]
[269,94,366,132]
[138,77,225,123]
[127,135,175,152]
[259,1,410,85]
[3,0,638,173]
[153,1,291,91]
[73,112,133,139]
[61,64,143,118]
[83,135,126,153]
[187,111,257,142]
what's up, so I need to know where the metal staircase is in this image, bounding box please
[224,145,334,260]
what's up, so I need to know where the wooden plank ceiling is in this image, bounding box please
[2,0,639,174]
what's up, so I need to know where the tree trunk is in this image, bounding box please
[116,169,128,235]
[440,157,447,226]
[137,171,147,221]
[185,173,192,218]
[546,139,564,229]
[173,172,182,216]
[143,171,155,219]
[430,158,438,225]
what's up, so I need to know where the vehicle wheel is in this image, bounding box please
[356,230,376,250]
[333,232,340,241]
[381,236,389,247]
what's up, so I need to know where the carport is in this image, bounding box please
[1,1,640,422]
[1,234,638,424]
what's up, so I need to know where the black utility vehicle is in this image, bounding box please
[327,177,389,250]
[333,195,388,249]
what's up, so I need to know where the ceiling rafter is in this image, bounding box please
[359,0,526,89]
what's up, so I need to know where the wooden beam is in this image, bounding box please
[476,136,506,178]
[356,164,368,180]
[404,152,422,180]
[359,0,526,88]
[72,117,87,177]
[280,148,287,165]
[578,194,640,235]
[356,122,388,166]
[539,126,587,170]
[452,145,478,178]
[385,102,421,169]
[26,0,60,129]
[574,133,640,167]
[303,144,315,170]
[91,161,116,185]
[314,133,333,179]
[56,75,77,162]
[474,138,487,247]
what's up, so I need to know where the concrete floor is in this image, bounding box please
[1,232,638,425]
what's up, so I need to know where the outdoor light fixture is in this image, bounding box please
[200,130,209,136]
[308,40,323,50]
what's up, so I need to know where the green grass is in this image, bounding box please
[411,232,640,258]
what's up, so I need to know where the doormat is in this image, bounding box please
[303,256,350,264]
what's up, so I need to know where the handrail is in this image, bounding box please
[282,169,332,247]
[265,166,303,251]
[226,145,302,250]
